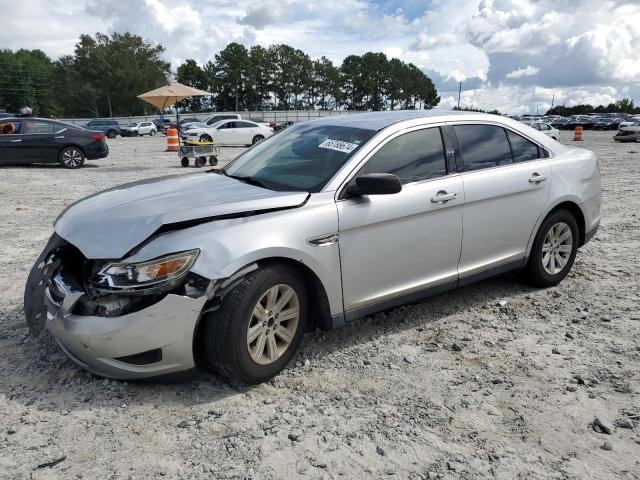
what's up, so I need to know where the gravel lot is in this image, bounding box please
[0,131,639,479]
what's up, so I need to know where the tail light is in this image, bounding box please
[91,133,106,141]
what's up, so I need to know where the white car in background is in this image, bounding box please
[530,122,559,140]
[120,121,158,137]
[184,120,274,146]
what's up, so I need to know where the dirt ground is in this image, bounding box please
[0,131,638,479]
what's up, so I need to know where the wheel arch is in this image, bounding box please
[528,199,586,255]
[191,256,334,371]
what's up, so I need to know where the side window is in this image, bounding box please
[506,130,540,162]
[22,120,53,134]
[454,125,512,171]
[358,127,447,184]
[237,121,256,128]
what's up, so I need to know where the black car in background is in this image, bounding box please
[0,117,108,168]
[153,118,171,133]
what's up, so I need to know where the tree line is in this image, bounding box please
[177,43,440,112]
[0,33,440,118]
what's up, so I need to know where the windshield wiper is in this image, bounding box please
[225,173,273,190]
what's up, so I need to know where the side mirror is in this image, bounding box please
[345,173,402,197]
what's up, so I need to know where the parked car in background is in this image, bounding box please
[273,120,295,132]
[0,117,108,168]
[169,117,201,133]
[153,118,171,133]
[594,118,618,130]
[25,111,601,384]
[613,122,640,142]
[183,113,241,130]
[183,119,274,145]
[565,116,596,130]
[82,119,121,138]
[550,117,570,129]
[120,121,158,137]
[619,116,640,128]
[0,112,14,119]
[530,122,559,140]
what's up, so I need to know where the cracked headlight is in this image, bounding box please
[92,249,200,291]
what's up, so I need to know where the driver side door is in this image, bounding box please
[336,126,464,319]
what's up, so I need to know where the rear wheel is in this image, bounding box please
[524,209,579,287]
[106,130,117,139]
[195,157,205,168]
[149,129,156,136]
[181,157,189,167]
[58,146,85,169]
[201,265,308,384]
[200,134,212,143]
[252,134,265,145]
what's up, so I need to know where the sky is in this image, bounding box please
[1,0,639,113]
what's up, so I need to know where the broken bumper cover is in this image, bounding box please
[44,288,207,380]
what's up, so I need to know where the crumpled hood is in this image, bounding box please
[54,172,309,259]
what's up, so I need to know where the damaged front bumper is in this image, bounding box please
[25,234,209,380]
[45,286,207,380]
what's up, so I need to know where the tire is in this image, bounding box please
[208,156,218,166]
[195,157,205,168]
[58,146,85,169]
[201,264,308,384]
[200,134,212,143]
[150,129,156,136]
[106,130,117,139]
[524,209,579,287]
[181,157,189,167]
[252,134,265,145]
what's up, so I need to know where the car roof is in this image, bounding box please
[306,110,491,131]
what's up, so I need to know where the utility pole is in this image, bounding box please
[457,81,462,109]
[550,94,555,112]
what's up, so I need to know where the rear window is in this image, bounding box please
[454,125,512,171]
[506,130,540,162]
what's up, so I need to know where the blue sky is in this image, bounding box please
[2,0,639,113]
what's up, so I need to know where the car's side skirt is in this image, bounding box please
[334,258,526,327]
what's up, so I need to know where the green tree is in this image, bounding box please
[213,42,250,111]
[0,49,56,115]
[176,59,210,112]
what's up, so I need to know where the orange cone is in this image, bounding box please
[166,127,179,151]
[573,126,583,141]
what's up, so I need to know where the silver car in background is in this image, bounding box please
[24,111,602,384]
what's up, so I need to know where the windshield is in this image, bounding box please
[224,123,376,192]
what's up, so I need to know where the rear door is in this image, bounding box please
[451,123,551,283]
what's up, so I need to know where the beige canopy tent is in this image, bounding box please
[137,82,212,121]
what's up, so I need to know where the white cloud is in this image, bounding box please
[0,0,638,113]
[506,65,539,79]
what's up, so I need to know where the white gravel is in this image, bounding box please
[0,131,639,479]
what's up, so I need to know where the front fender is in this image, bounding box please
[126,193,344,316]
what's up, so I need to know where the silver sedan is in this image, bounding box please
[25,111,602,384]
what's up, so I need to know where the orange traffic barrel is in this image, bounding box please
[166,127,179,151]
[573,126,583,141]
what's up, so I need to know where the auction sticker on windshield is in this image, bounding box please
[318,139,359,154]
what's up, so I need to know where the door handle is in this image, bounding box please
[54,136,64,139]
[431,191,457,203]
[10,139,22,143]
[528,173,547,184]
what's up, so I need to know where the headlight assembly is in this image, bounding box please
[91,249,200,293]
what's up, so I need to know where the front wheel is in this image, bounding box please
[201,265,308,384]
[200,134,212,143]
[58,146,85,169]
[524,209,579,287]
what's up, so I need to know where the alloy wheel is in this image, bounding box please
[62,148,83,168]
[246,284,300,365]
[541,222,573,275]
